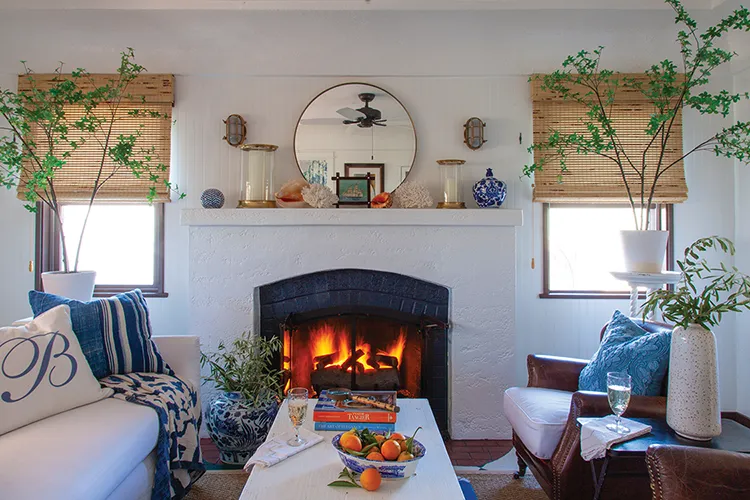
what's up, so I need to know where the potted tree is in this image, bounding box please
[0,48,181,300]
[201,333,285,464]
[523,0,750,272]
[643,236,750,440]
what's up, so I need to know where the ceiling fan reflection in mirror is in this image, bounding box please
[337,93,387,128]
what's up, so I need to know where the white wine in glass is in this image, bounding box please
[287,387,309,447]
[606,372,632,434]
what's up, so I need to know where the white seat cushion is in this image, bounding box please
[0,397,158,500]
[503,387,574,460]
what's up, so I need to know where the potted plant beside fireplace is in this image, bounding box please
[201,333,284,464]
[523,0,750,271]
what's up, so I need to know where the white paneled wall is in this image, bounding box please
[0,6,745,415]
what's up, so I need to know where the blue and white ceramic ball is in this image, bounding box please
[201,188,225,209]
[473,168,507,208]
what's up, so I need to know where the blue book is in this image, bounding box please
[314,421,396,433]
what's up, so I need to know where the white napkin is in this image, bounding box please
[244,428,324,470]
[580,416,652,461]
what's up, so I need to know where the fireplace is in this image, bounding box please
[258,269,450,435]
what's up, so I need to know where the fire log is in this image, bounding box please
[313,352,338,371]
[311,369,352,391]
[341,349,365,372]
[355,368,400,391]
[374,354,399,369]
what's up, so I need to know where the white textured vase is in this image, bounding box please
[667,324,721,441]
[41,271,97,301]
[620,230,669,273]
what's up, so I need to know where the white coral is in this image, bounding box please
[302,183,339,208]
[392,181,434,208]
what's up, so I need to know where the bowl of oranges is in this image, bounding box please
[332,427,425,479]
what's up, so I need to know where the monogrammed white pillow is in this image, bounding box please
[0,305,113,435]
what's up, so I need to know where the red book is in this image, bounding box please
[313,390,398,424]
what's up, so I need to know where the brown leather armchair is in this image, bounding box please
[646,445,750,500]
[512,320,670,500]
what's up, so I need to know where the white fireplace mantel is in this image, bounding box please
[181,208,523,227]
[184,206,522,439]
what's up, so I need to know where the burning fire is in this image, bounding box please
[307,322,408,372]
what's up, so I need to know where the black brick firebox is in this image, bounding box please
[257,269,450,435]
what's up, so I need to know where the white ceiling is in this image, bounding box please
[0,0,724,10]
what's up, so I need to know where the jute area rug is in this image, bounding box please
[185,470,546,500]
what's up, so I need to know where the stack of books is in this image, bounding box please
[313,390,398,432]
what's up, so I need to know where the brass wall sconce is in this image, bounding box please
[464,117,487,150]
[223,114,247,147]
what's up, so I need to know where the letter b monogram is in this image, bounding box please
[1,332,78,403]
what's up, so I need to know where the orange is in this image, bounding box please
[340,433,362,452]
[396,439,408,452]
[380,439,401,461]
[397,451,414,461]
[366,451,384,461]
[359,468,382,492]
[374,435,386,444]
[388,432,405,441]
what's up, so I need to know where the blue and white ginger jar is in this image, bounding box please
[472,168,507,208]
[206,392,279,464]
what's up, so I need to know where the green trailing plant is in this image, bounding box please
[0,48,183,273]
[642,236,750,330]
[200,333,284,407]
[523,0,750,230]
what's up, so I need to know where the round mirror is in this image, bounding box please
[294,83,416,196]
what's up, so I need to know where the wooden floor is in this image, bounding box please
[201,437,513,468]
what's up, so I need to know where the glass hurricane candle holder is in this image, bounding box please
[436,159,466,209]
[238,144,278,208]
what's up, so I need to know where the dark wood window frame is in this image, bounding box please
[540,203,674,299]
[35,203,168,298]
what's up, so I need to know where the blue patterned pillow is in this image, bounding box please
[578,310,671,396]
[29,289,172,378]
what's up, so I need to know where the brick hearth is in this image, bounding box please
[200,438,513,468]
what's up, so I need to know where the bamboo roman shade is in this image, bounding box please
[17,74,174,202]
[531,74,688,203]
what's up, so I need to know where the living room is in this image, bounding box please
[1,0,749,499]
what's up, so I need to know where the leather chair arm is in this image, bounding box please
[570,391,667,419]
[647,445,750,500]
[527,354,589,391]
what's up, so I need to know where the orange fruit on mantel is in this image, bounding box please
[380,439,401,461]
[339,433,362,452]
[360,468,382,491]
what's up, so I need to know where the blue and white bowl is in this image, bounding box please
[331,433,426,479]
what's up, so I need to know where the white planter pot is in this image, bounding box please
[666,324,721,441]
[620,230,669,273]
[41,271,97,301]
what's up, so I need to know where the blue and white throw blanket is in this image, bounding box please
[100,373,206,500]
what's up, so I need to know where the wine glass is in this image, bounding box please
[287,387,309,447]
[606,372,632,434]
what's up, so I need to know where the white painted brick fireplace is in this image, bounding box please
[182,208,522,439]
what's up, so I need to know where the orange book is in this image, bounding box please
[313,390,398,424]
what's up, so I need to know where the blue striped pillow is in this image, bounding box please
[29,289,172,377]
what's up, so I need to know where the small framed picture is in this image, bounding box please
[333,173,374,207]
[345,163,385,197]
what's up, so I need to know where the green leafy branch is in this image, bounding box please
[642,236,750,330]
[328,468,362,488]
[200,333,284,407]
[524,0,750,231]
[0,48,184,272]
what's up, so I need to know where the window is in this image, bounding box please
[541,204,673,298]
[36,203,166,297]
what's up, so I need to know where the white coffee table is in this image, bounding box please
[239,398,464,499]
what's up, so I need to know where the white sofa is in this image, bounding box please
[0,335,201,500]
